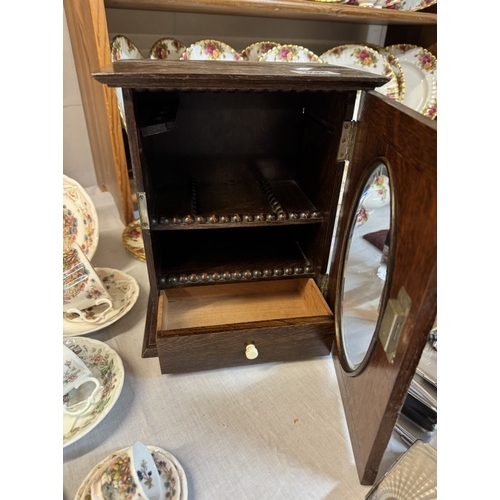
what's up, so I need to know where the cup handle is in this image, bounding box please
[66,298,114,324]
[63,376,102,416]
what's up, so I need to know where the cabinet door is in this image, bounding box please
[327,91,437,484]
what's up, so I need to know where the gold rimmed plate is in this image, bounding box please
[63,175,99,261]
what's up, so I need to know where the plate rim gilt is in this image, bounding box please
[385,43,437,119]
[63,267,140,337]
[73,445,189,500]
[320,44,400,102]
[63,174,99,262]
[121,219,146,262]
[63,336,125,448]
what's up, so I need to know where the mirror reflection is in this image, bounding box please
[340,162,391,371]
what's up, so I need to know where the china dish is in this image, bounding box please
[64,175,99,261]
[74,445,188,500]
[182,39,241,61]
[240,41,281,61]
[110,35,144,128]
[365,44,406,103]
[121,219,146,262]
[149,37,187,60]
[63,267,140,337]
[63,337,125,448]
[385,44,437,119]
[259,44,323,63]
[385,0,436,10]
[320,45,400,102]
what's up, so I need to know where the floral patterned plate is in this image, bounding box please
[320,45,400,102]
[63,175,99,261]
[63,337,125,448]
[182,39,241,61]
[239,40,281,61]
[365,44,406,103]
[74,445,188,500]
[259,44,323,63]
[385,44,437,119]
[63,267,140,337]
[122,219,146,262]
[110,35,144,128]
[149,37,187,60]
[385,0,436,10]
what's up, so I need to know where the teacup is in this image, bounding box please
[91,441,164,500]
[63,242,114,323]
[63,344,102,416]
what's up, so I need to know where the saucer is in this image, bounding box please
[149,37,187,60]
[63,337,125,448]
[63,267,140,337]
[259,44,323,63]
[63,175,99,261]
[182,39,241,61]
[240,40,280,61]
[321,45,400,102]
[74,445,188,500]
[385,44,437,119]
[121,219,146,262]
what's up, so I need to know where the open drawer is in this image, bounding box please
[156,278,334,373]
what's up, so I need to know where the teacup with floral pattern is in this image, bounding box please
[63,242,113,323]
[63,344,102,416]
[91,441,164,500]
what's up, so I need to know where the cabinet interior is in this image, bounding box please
[132,87,352,289]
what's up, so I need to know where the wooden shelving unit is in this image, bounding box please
[64,0,437,225]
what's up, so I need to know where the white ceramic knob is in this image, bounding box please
[245,344,259,360]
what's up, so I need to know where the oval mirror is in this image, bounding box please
[340,161,391,372]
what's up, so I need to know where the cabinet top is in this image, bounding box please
[104,0,437,26]
[93,60,389,91]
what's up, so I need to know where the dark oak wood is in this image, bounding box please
[327,90,437,484]
[93,59,389,90]
[157,317,334,373]
[95,64,437,485]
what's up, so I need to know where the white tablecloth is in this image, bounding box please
[63,186,409,500]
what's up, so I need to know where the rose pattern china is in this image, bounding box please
[259,44,323,63]
[149,37,187,60]
[239,41,281,61]
[385,44,437,119]
[182,40,241,61]
[320,45,400,102]
[122,219,146,262]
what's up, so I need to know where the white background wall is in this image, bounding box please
[63,10,97,188]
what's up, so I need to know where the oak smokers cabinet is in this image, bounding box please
[93,59,437,485]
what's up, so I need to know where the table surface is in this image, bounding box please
[63,186,410,500]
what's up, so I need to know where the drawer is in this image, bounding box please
[156,278,334,373]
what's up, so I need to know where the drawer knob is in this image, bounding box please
[245,344,259,360]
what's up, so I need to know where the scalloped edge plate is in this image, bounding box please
[63,175,99,261]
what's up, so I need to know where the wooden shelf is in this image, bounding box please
[104,0,437,26]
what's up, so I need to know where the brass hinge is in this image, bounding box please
[337,121,357,163]
[378,287,412,364]
[137,192,150,230]
[317,273,330,296]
